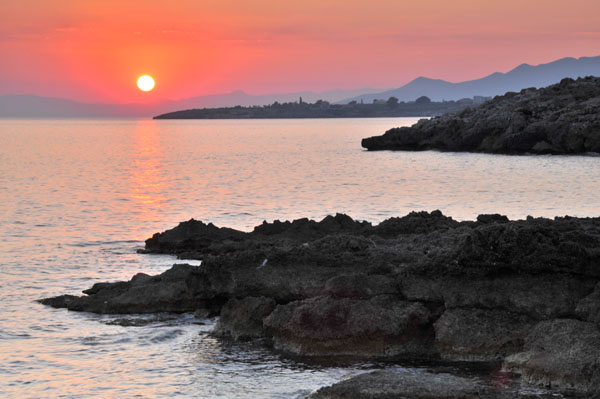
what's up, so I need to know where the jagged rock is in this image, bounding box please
[141,219,245,255]
[308,369,512,399]
[212,296,276,340]
[362,76,600,155]
[503,319,600,394]
[39,264,225,314]
[263,295,436,357]
[434,308,534,361]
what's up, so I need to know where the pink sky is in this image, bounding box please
[1,0,599,103]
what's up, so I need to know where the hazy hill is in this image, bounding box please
[341,56,600,103]
[0,88,383,118]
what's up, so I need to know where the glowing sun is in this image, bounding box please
[137,75,155,92]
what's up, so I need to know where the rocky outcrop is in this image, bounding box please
[40,211,600,395]
[362,76,600,154]
[39,264,225,314]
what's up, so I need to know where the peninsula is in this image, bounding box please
[153,96,490,119]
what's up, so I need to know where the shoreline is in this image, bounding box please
[40,211,600,397]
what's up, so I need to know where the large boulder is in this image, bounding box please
[264,295,436,358]
[212,296,276,340]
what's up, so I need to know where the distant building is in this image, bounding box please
[299,96,303,104]
[373,99,387,105]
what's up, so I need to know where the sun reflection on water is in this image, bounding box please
[128,120,169,230]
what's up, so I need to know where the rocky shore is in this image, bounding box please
[362,76,600,154]
[40,211,600,397]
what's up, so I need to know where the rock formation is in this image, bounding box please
[362,76,600,154]
[40,211,600,396]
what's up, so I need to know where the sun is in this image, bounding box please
[137,75,155,92]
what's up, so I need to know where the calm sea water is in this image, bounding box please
[1,118,599,398]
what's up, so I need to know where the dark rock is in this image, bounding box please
[576,282,600,327]
[362,76,600,155]
[39,264,224,314]
[263,295,436,357]
[212,296,276,340]
[476,214,510,224]
[40,211,600,395]
[324,274,398,299]
[434,308,534,361]
[400,275,594,320]
[141,219,246,255]
[309,369,512,399]
[503,319,600,394]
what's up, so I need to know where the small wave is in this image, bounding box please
[148,329,185,344]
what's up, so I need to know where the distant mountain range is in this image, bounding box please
[1,55,598,118]
[340,56,600,104]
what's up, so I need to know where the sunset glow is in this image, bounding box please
[1,1,599,103]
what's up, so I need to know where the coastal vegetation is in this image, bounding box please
[153,96,490,119]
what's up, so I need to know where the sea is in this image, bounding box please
[1,117,598,398]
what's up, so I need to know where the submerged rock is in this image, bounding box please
[308,369,513,399]
[362,76,600,155]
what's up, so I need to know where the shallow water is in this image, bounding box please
[1,118,598,398]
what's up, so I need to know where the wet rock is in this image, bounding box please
[434,308,534,361]
[264,295,436,358]
[212,296,276,340]
[309,369,511,399]
[39,264,224,314]
[503,319,600,394]
[362,76,600,155]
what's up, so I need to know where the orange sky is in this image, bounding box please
[1,0,599,103]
